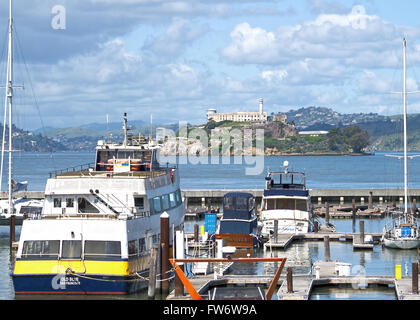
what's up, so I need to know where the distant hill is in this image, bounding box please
[285,106,387,130]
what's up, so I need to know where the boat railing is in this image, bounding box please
[49,163,95,178]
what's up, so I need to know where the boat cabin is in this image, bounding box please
[222,193,255,220]
[95,142,160,173]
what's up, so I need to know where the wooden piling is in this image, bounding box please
[325,202,330,226]
[314,221,319,233]
[194,224,199,243]
[160,212,170,294]
[352,199,356,218]
[9,215,15,248]
[324,236,330,262]
[273,220,278,243]
[413,262,419,294]
[413,198,417,214]
[360,221,365,244]
[287,267,293,293]
[369,192,373,210]
[148,245,158,299]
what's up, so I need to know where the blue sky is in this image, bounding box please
[2,0,420,130]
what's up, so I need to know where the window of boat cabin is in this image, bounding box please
[21,240,60,259]
[78,198,99,214]
[128,240,138,257]
[169,193,177,208]
[151,196,162,214]
[53,198,62,208]
[161,194,170,211]
[84,241,121,260]
[61,240,82,259]
[66,198,74,208]
[223,196,234,211]
[175,190,182,205]
[134,197,144,210]
[235,196,249,211]
[139,238,146,255]
[265,199,307,211]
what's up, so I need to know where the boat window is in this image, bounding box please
[175,190,182,205]
[152,234,160,245]
[235,197,249,211]
[84,241,121,260]
[53,198,62,208]
[296,200,308,211]
[21,240,60,259]
[152,197,161,214]
[249,197,255,210]
[162,194,170,211]
[61,240,82,259]
[128,240,138,257]
[66,198,74,208]
[134,197,144,210]
[224,196,234,211]
[265,199,295,210]
[78,198,99,214]
[169,193,177,208]
[139,238,146,255]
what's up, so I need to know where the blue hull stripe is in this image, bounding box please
[13,274,146,295]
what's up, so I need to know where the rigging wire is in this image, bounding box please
[14,26,57,171]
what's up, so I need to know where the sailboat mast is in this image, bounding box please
[7,0,13,217]
[403,38,408,216]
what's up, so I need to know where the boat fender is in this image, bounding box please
[170,170,174,183]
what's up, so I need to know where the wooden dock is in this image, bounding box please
[264,234,303,251]
[352,233,375,249]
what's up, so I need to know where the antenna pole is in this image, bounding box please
[403,38,408,216]
[123,113,127,146]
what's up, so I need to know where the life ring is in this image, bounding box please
[106,160,114,172]
[131,161,141,171]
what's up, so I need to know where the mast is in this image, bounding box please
[403,38,408,216]
[7,0,13,218]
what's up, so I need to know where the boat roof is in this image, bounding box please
[224,192,254,199]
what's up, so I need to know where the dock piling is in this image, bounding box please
[352,199,356,218]
[273,220,278,243]
[325,202,330,226]
[359,221,365,244]
[413,263,419,294]
[324,236,331,262]
[287,267,294,293]
[160,212,170,294]
[194,224,199,243]
[413,198,417,214]
[369,192,373,209]
[148,245,158,300]
[9,215,15,248]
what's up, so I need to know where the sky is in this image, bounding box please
[1,0,420,130]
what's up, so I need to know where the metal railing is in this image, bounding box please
[49,163,95,178]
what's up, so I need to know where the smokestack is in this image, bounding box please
[259,98,263,114]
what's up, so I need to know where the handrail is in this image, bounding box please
[49,163,95,178]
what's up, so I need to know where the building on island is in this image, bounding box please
[207,98,268,123]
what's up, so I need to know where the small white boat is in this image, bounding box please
[260,161,314,236]
[382,39,420,250]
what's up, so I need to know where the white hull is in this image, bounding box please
[383,237,420,250]
[261,209,311,236]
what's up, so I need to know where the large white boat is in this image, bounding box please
[382,39,420,250]
[12,114,185,294]
[260,161,314,236]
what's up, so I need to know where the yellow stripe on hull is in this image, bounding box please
[14,260,130,276]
